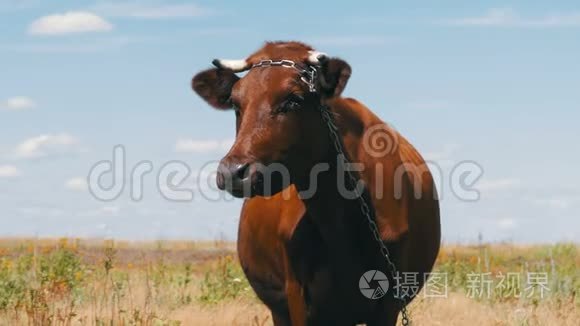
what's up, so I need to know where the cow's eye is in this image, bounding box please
[278,94,303,113]
[285,100,301,111]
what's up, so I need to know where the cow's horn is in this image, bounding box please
[212,59,250,72]
[307,51,328,65]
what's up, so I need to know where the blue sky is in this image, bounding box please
[0,1,579,243]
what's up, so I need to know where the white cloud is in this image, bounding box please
[14,133,80,159]
[497,218,517,230]
[446,8,580,28]
[65,177,88,191]
[77,206,120,218]
[92,2,209,19]
[477,178,521,192]
[537,198,570,209]
[534,196,579,209]
[17,207,64,217]
[2,96,36,110]
[424,143,460,161]
[101,206,120,215]
[175,138,233,153]
[28,11,113,35]
[0,165,21,178]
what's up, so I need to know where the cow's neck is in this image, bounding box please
[296,144,352,215]
[294,137,377,262]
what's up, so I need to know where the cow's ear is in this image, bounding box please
[192,68,239,109]
[318,58,351,98]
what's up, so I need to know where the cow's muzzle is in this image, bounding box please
[216,159,261,198]
[216,159,289,198]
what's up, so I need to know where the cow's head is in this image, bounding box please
[192,41,351,198]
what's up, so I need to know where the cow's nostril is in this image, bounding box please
[216,170,226,190]
[233,163,250,180]
[216,161,252,195]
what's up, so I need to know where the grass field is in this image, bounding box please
[0,238,577,325]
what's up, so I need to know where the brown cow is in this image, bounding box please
[192,41,441,326]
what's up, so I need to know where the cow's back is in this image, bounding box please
[328,97,441,294]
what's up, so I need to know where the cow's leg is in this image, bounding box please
[282,248,307,326]
[286,280,307,326]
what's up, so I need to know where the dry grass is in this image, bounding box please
[0,238,577,325]
[409,293,578,326]
[170,293,580,326]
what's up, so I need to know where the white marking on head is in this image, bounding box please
[213,59,249,72]
[307,50,328,65]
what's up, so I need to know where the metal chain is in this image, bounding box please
[319,105,411,326]
[252,59,317,92]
